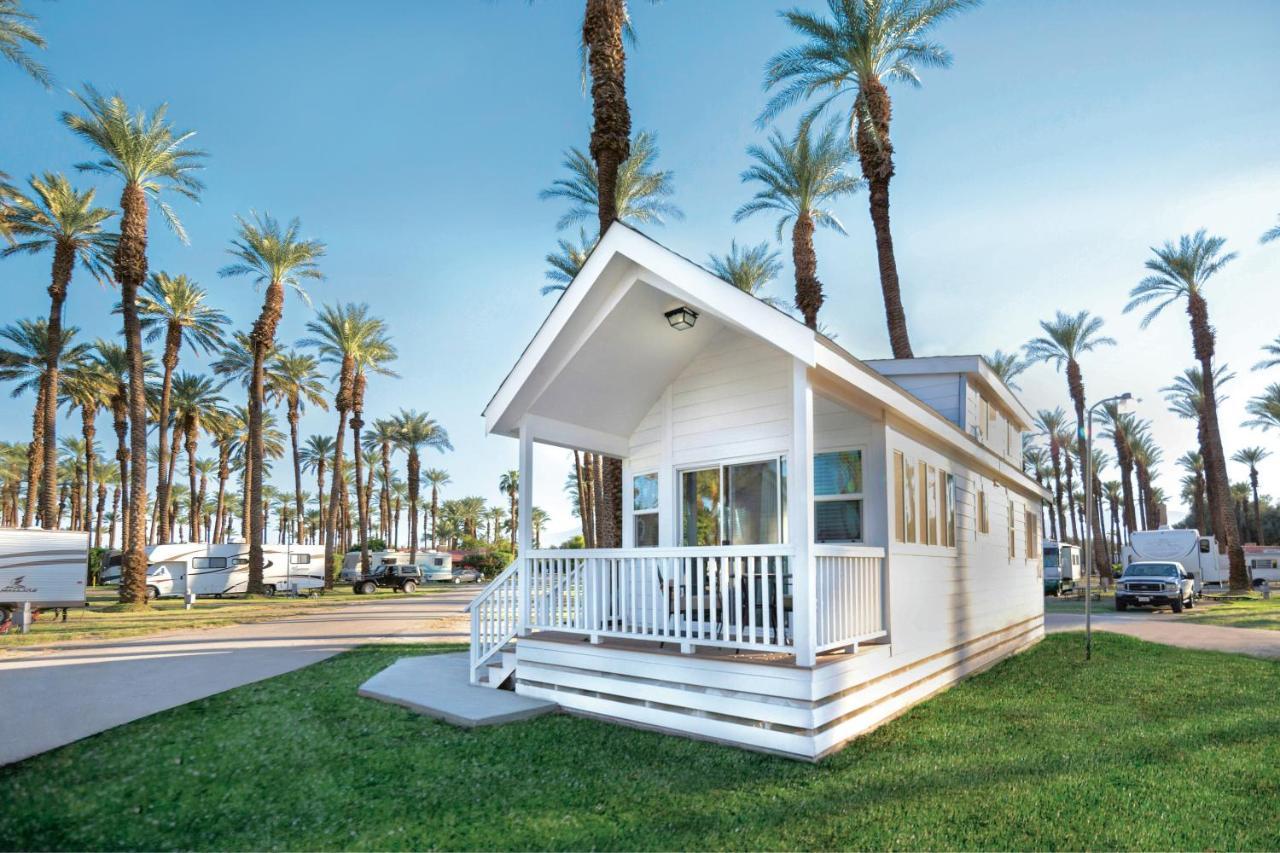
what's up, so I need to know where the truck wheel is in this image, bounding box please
[262,585,276,598]
[146,585,160,601]
[1171,598,1184,613]
[454,577,461,584]
[1115,599,1127,612]
[352,584,363,595]
[360,581,377,595]
[402,580,417,594]
[1184,595,1194,609]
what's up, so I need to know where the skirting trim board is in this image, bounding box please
[515,615,1045,760]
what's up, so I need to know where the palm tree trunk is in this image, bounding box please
[855,77,912,359]
[247,279,284,594]
[1063,454,1078,544]
[584,0,630,234]
[186,422,199,544]
[791,213,823,329]
[1067,359,1109,572]
[82,407,96,537]
[1113,435,1138,540]
[408,449,420,563]
[580,452,596,549]
[287,401,305,545]
[430,485,439,551]
[213,445,229,544]
[153,325,181,544]
[94,482,106,549]
[1048,443,1066,545]
[109,487,119,550]
[316,461,327,547]
[116,182,151,606]
[324,409,350,588]
[39,241,75,529]
[23,380,45,528]
[1251,471,1264,546]
[350,374,371,573]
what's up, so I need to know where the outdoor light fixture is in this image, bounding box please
[665,306,698,331]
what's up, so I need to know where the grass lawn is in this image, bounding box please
[1042,588,1115,613]
[1182,595,1280,631]
[2,633,1278,851]
[0,584,457,649]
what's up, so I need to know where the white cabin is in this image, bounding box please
[467,223,1048,760]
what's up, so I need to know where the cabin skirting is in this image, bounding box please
[514,614,1044,760]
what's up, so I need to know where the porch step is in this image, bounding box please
[359,652,555,727]
[481,645,517,690]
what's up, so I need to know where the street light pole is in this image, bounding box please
[1084,391,1135,661]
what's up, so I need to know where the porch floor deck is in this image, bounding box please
[358,652,557,727]
[526,630,884,668]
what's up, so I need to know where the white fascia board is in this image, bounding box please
[521,414,630,458]
[817,347,1049,500]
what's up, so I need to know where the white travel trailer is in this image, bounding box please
[1,529,89,624]
[443,223,1048,760]
[1122,528,1233,592]
[1042,540,1082,596]
[106,543,326,598]
[1245,547,1280,587]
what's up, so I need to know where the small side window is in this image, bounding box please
[1199,538,1211,554]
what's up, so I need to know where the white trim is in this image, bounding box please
[522,414,629,459]
[791,361,816,667]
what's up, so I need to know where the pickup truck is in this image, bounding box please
[1115,561,1196,613]
[352,564,422,595]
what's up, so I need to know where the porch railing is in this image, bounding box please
[465,558,520,684]
[524,546,796,654]
[813,544,887,652]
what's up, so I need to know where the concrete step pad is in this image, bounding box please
[358,652,556,727]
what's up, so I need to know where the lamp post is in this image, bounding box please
[1083,391,1136,660]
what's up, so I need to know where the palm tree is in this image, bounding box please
[1024,310,1115,569]
[422,468,450,551]
[170,373,225,543]
[363,418,401,543]
[1102,480,1123,560]
[1176,450,1208,534]
[1253,335,1280,372]
[1098,404,1140,541]
[60,360,112,536]
[735,118,860,329]
[499,469,519,553]
[136,272,227,542]
[707,241,784,305]
[299,434,335,541]
[266,349,328,544]
[1162,364,1235,541]
[391,410,452,563]
[581,0,638,232]
[1126,230,1246,587]
[1130,426,1163,532]
[542,131,682,233]
[1262,215,1280,245]
[531,507,550,550]
[301,304,386,581]
[0,320,92,528]
[761,0,978,358]
[3,173,115,529]
[986,350,1027,391]
[91,339,154,533]
[219,212,325,592]
[63,85,206,604]
[1232,447,1270,546]
[0,0,49,86]
[456,496,487,541]
[1245,384,1280,433]
[1032,409,1068,544]
[541,229,596,296]
[346,328,396,572]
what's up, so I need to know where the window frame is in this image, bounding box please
[677,453,786,547]
[632,470,660,548]
[813,447,865,544]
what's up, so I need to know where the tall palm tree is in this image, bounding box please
[735,118,860,329]
[0,0,49,87]
[541,229,596,296]
[707,240,784,305]
[0,320,92,528]
[1129,425,1162,532]
[219,212,324,593]
[363,418,401,543]
[1162,364,1234,541]
[1032,409,1068,544]
[422,468,450,551]
[301,303,385,582]
[136,272,227,542]
[63,86,205,604]
[170,373,225,543]
[346,329,397,571]
[1245,384,1280,433]
[1232,447,1270,546]
[2,173,115,528]
[266,349,328,544]
[391,410,452,563]
[60,360,112,536]
[1098,404,1140,541]
[985,350,1027,391]
[581,0,636,233]
[91,339,154,533]
[1024,310,1115,569]
[1176,451,1208,534]
[531,507,550,550]
[299,434,336,541]
[1126,230,1246,587]
[761,0,978,358]
[1102,480,1123,560]
[542,131,682,233]
[499,469,519,553]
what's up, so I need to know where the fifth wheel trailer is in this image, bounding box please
[102,543,326,598]
[0,528,89,624]
[1122,528,1240,592]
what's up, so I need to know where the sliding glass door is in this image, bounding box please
[680,457,784,546]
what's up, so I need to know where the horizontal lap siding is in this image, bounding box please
[629,402,663,472]
[885,374,963,426]
[886,427,1042,662]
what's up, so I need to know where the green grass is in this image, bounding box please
[1182,595,1280,631]
[1,584,454,649]
[1042,589,1114,613]
[2,634,1278,851]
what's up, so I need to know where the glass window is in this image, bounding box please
[192,557,227,569]
[893,451,905,543]
[924,464,939,546]
[633,472,659,548]
[977,486,989,535]
[1008,499,1016,559]
[941,472,957,548]
[726,459,781,545]
[681,467,721,546]
[815,450,863,543]
[290,553,310,564]
[1024,511,1038,561]
[231,557,250,566]
[897,453,917,544]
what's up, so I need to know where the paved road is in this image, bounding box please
[1045,609,1280,660]
[0,589,479,766]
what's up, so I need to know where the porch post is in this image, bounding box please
[790,360,817,666]
[517,421,533,635]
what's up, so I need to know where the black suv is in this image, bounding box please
[352,564,421,595]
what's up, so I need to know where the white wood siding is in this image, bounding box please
[883,373,964,426]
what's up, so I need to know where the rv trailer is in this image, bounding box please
[0,528,89,625]
[1122,528,1237,592]
[1042,540,1083,596]
[116,542,327,599]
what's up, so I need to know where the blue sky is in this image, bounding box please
[2,0,1278,542]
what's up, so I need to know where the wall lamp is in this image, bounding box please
[664,306,698,331]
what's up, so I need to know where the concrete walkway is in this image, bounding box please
[1045,609,1280,660]
[359,652,556,726]
[0,589,478,766]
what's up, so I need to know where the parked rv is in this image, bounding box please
[0,529,90,626]
[1245,547,1280,588]
[104,543,326,599]
[1122,528,1240,593]
[1042,540,1082,596]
